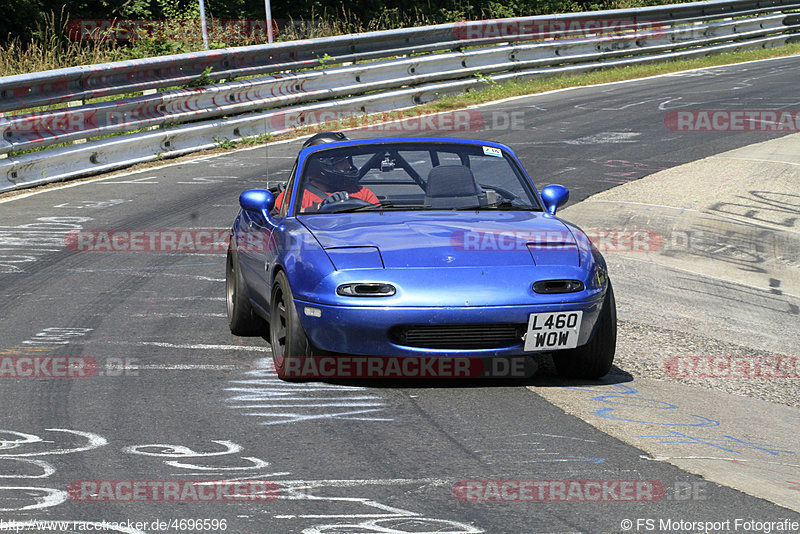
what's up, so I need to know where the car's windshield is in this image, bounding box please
[292,142,542,214]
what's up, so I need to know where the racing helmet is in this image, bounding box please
[302,131,349,148]
[303,132,359,189]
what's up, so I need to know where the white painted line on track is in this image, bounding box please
[131,312,227,318]
[244,403,386,409]
[275,477,452,487]
[131,364,250,371]
[230,397,384,404]
[111,341,271,352]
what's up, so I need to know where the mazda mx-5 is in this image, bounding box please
[225,132,615,380]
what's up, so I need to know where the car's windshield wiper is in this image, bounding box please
[453,200,542,211]
[325,201,406,213]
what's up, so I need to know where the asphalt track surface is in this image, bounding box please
[0,56,798,533]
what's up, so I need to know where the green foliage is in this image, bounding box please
[209,131,274,151]
[184,66,215,88]
[483,1,519,19]
[118,0,153,18]
[156,0,200,20]
[213,136,236,149]
[474,71,497,86]
[239,132,274,145]
[121,38,192,59]
[3,0,692,48]
[317,53,332,66]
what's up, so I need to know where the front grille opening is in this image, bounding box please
[391,323,526,349]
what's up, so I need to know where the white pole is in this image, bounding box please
[198,0,210,50]
[265,0,274,43]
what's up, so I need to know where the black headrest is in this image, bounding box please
[426,165,480,198]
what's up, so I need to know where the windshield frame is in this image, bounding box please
[287,140,543,217]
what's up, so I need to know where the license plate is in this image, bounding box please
[524,311,583,352]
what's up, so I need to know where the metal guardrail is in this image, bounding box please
[1,0,799,192]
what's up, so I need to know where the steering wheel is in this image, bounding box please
[479,184,517,200]
[316,195,373,213]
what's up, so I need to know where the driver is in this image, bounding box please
[274,132,379,213]
[298,152,379,212]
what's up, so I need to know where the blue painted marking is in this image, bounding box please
[593,395,678,409]
[562,384,638,395]
[635,432,795,455]
[595,408,720,427]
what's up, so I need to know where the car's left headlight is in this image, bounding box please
[532,279,585,294]
[337,283,396,297]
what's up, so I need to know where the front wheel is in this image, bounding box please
[553,282,616,379]
[270,271,318,380]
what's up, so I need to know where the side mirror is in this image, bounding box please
[540,184,569,215]
[239,189,275,223]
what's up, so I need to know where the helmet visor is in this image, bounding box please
[309,153,360,188]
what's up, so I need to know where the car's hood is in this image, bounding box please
[298,211,579,268]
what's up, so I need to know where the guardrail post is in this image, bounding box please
[0,112,6,158]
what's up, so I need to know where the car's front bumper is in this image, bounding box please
[295,291,607,357]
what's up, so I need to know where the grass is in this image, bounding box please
[0,6,435,78]
[0,10,124,76]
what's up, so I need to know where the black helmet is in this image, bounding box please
[302,131,349,149]
[303,132,359,189]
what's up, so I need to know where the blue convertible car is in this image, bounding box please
[226,133,615,380]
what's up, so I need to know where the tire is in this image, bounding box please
[226,247,263,336]
[553,281,617,379]
[270,271,318,380]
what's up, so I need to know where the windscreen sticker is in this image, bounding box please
[483,146,502,157]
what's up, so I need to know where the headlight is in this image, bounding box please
[337,283,396,297]
[532,279,584,294]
